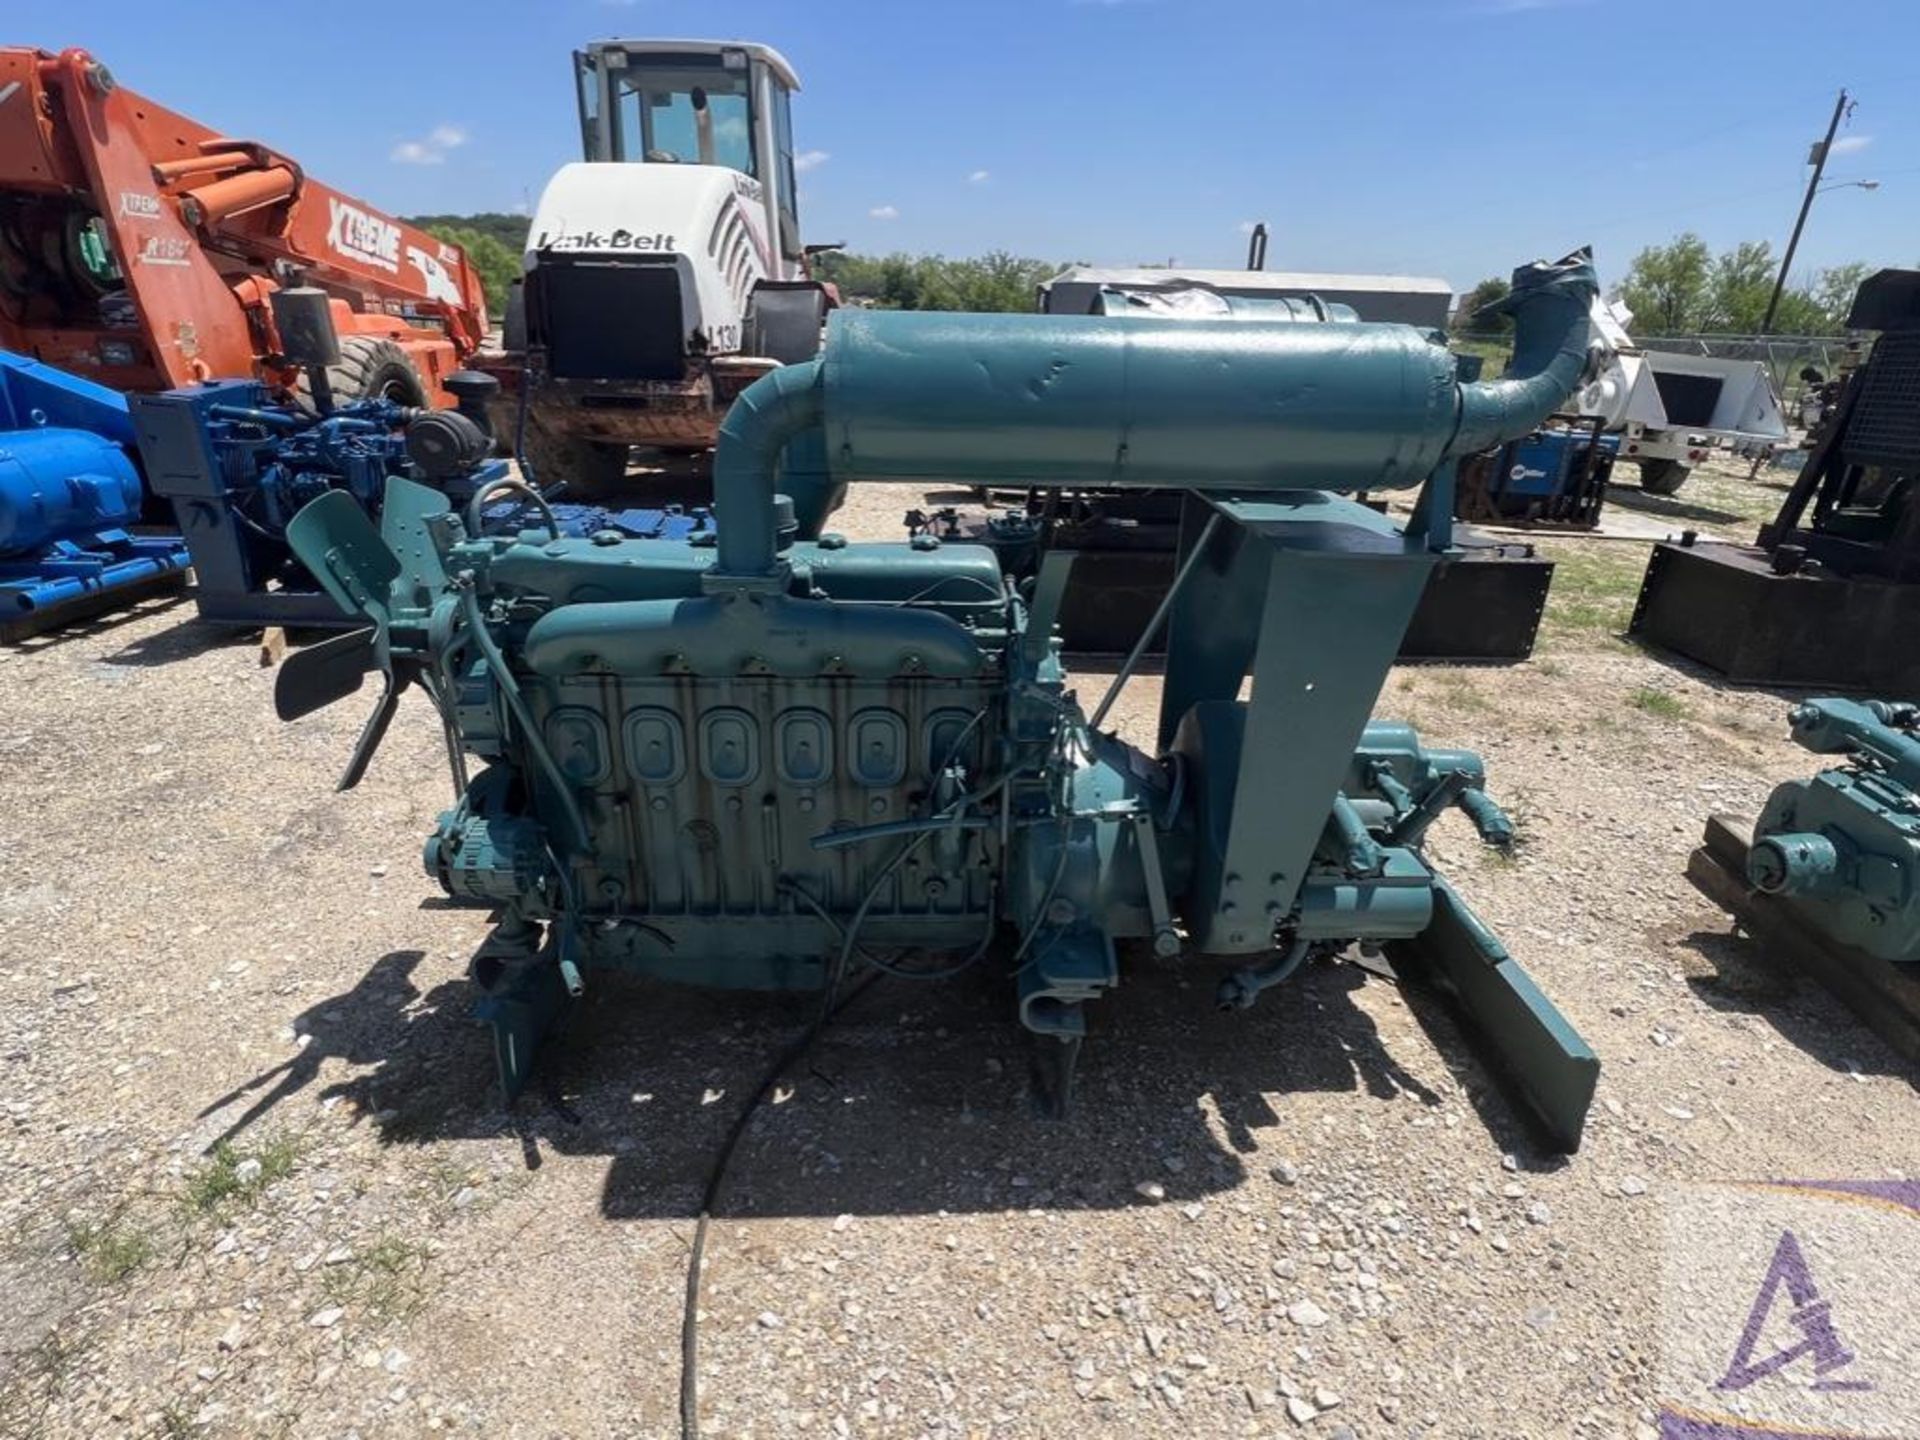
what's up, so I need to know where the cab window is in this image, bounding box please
[771,85,802,259]
[609,60,755,175]
[573,50,601,158]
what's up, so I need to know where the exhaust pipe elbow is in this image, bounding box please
[712,357,825,578]
[1447,248,1599,458]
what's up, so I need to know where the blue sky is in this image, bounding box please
[13,0,1916,294]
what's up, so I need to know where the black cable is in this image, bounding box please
[680,708,1056,1435]
[677,970,881,1440]
[785,876,999,983]
[512,362,537,489]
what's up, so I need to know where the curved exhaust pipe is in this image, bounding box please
[1446,248,1599,459]
[712,356,823,577]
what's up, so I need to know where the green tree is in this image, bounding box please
[405,212,531,251]
[1808,262,1872,330]
[1454,276,1512,334]
[1619,233,1713,333]
[420,223,520,319]
[1618,233,1869,337]
[815,250,1060,312]
[1705,239,1777,331]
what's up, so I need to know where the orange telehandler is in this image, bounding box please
[0,45,488,409]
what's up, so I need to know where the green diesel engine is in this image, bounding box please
[280,250,1604,1150]
[1749,698,1920,963]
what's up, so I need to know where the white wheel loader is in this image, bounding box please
[485,39,834,497]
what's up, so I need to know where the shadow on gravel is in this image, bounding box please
[196,943,1498,1217]
[1603,485,1748,528]
[1677,927,1918,1089]
[1,586,193,655]
[192,949,438,1151]
[98,613,253,669]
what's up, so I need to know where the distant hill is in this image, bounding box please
[403,212,531,252]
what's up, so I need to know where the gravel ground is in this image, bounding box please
[0,471,1914,1439]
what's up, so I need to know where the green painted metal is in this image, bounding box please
[1385,875,1600,1153]
[1749,698,1920,963]
[713,249,1599,579]
[1160,494,1440,954]
[283,250,1603,1148]
[815,250,1587,498]
[823,310,1458,493]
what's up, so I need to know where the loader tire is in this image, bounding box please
[1637,459,1690,496]
[294,337,429,414]
[517,419,631,500]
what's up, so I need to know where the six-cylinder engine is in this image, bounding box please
[283,250,1607,1148]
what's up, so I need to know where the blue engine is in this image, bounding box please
[0,352,191,631]
[132,377,703,628]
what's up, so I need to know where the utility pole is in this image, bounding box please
[1762,88,1852,335]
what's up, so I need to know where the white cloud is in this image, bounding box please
[1830,134,1874,156]
[1237,220,1260,235]
[869,204,900,221]
[968,169,991,184]
[794,149,831,173]
[391,124,467,165]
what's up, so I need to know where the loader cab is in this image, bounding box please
[573,39,805,275]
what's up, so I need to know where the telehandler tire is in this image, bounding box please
[294,337,429,413]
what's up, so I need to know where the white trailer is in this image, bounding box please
[1575,299,1789,495]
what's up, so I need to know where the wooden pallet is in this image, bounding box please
[1689,814,1920,1064]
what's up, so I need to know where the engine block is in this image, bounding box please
[1750,698,1920,962]
[283,251,1606,1148]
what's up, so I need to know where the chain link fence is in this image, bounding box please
[1453,331,1856,420]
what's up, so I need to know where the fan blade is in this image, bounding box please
[380,476,455,602]
[274,627,377,721]
[336,659,422,792]
[286,490,401,626]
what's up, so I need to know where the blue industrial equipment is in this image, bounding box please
[131,375,708,628]
[280,250,1605,1151]
[1457,418,1620,528]
[0,353,191,633]
[133,377,503,627]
